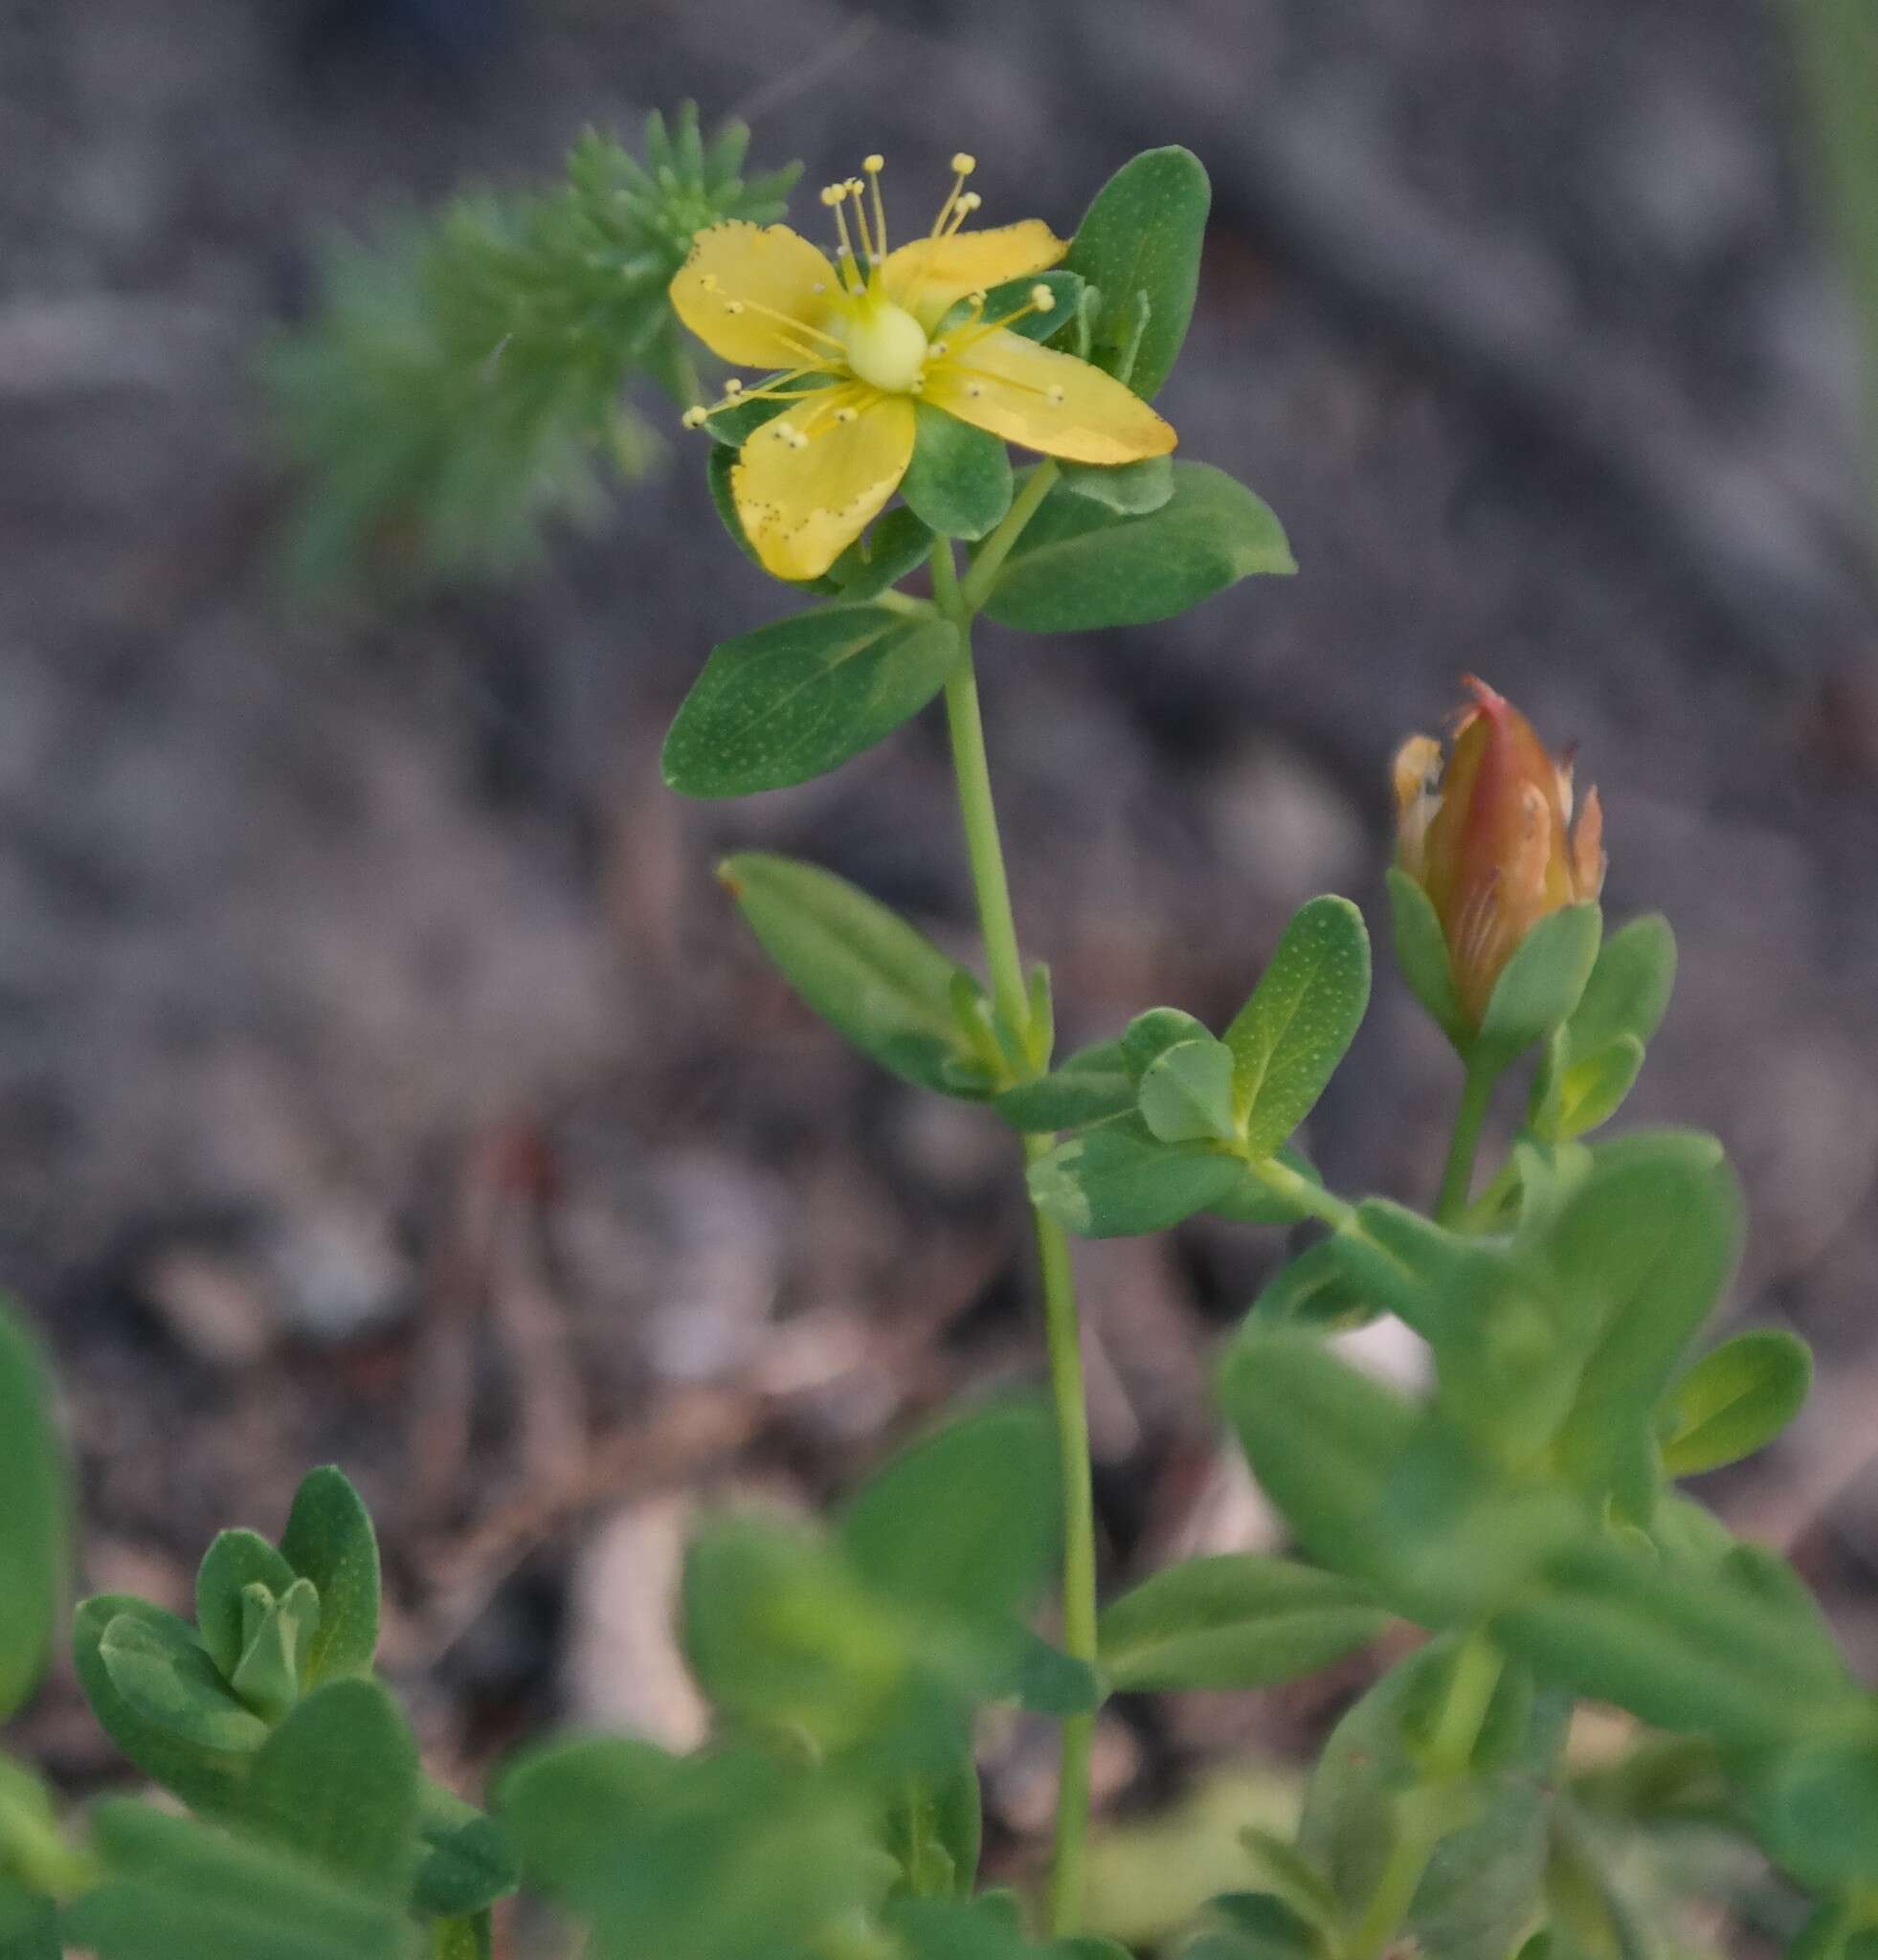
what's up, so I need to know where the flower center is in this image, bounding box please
[843,292,929,393]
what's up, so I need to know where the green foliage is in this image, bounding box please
[904,409,1016,541]
[1475,904,1603,1067]
[268,106,797,585]
[979,463,1295,633]
[717,853,997,1098]
[663,605,962,796]
[1222,897,1372,1155]
[1062,146,1211,399]
[1385,866,1465,1050]
[1658,1329,1813,1479]
[994,1041,1134,1130]
[1097,1555,1386,1693]
[1029,1114,1246,1237]
[1530,916,1675,1141]
[0,1302,63,1724]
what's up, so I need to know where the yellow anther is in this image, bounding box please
[863,153,884,173]
[723,377,744,395]
[966,382,984,397]
[1030,283,1055,311]
[929,340,950,357]
[836,406,859,422]
[681,406,707,429]
[958,191,981,212]
[725,300,746,314]
[819,184,844,206]
[1046,385,1065,404]
[699,273,719,290]
[951,153,976,175]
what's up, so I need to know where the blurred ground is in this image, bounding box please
[5,0,1878,1914]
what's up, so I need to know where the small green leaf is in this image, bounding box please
[1028,1113,1244,1237]
[720,853,992,1098]
[1058,456,1175,515]
[1224,897,1372,1155]
[229,1577,321,1725]
[279,1466,380,1684]
[72,1597,255,1815]
[1475,905,1602,1064]
[1120,1007,1215,1080]
[839,1401,1057,1626]
[1658,1329,1812,1478]
[1235,1831,1342,1934]
[413,1780,519,1918]
[241,1680,422,1902]
[0,1881,57,1960]
[1532,1035,1645,1143]
[1562,915,1677,1058]
[682,1517,909,1754]
[1195,1902,1318,1959]
[830,506,937,601]
[1098,1554,1385,1693]
[98,1610,271,1755]
[1062,147,1211,398]
[902,407,1013,541]
[993,1040,1133,1131]
[1755,1737,1878,1889]
[1245,1240,1374,1331]
[195,1531,297,1682]
[0,1302,63,1724]
[1137,1036,1240,1144]
[663,603,960,796]
[1384,867,1464,1049]
[980,463,1294,634]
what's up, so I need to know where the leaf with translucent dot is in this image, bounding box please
[664,604,963,796]
[980,463,1293,633]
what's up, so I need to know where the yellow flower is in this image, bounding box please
[1394,677,1606,1028]
[669,154,1176,581]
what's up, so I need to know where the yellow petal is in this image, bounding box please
[884,221,1066,325]
[670,221,843,369]
[923,330,1175,465]
[732,386,917,582]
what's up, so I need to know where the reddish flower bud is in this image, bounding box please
[1393,678,1605,1029]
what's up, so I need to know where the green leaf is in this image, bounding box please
[1658,1329,1812,1478]
[1028,1113,1244,1237]
[1560,915,1677,1058]
[1192,1905,1318,1959]
[1097,1554,1386,1692]
[413,1780,519,1918]
[1120,1007,1215,1080]
[229,1577,321,1724]
[1385,867,1464,1049]
[682,1517,910,1754]
[65,1800,409,1960]
[195,1531,298,1681]
[839,1402,1057,1626]
[1245,1240,1375,1331]
[279,1466,381,1684]
[719,853,993,1098]
[1137,1036,1240,1144]
[1543,1133,1746,1492]
[0,1882,57,1960]
[0,1302,63,1723]
[979,463,1294,634]
[1234,1831,1343,1934]
[98,1610,271,1755]
[1058,456,1175,515]
[883,1737,980,1900]
[72,1597,255,1815]
[1475,905,1602,1065]
[429,1917,491,1960]
[1754,1736,1878,1889]
[1062,147,1211,398]
[829,506,936,601]
[241,1680,422,1902]
[497,1735,679,1905]
[1492,1536,1853,1748]
[1223,897,1372,1156]
[993,1041,1133,1131]
[1300,1644,1567,1960]
[902,406,1013,541]
[1532,1036,1645,1143]
[663,604,960,797]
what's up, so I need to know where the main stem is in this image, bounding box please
[936,533,1096,1934]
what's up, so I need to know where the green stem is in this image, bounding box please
[1248,1151,1357,1235]
[936,533,1096,1932]
[958,458,1060,613]
[1435,1058,1498,1228]
[1028,1132,1098,1936]
[1346,1633,1504,1960]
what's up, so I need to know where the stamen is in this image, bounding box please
[845,179,877,265]
[862,154,889,260]
[681,406,707,429]
[1030,283,1056,311]
[822,183,863,291]
[724,378,744,395]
